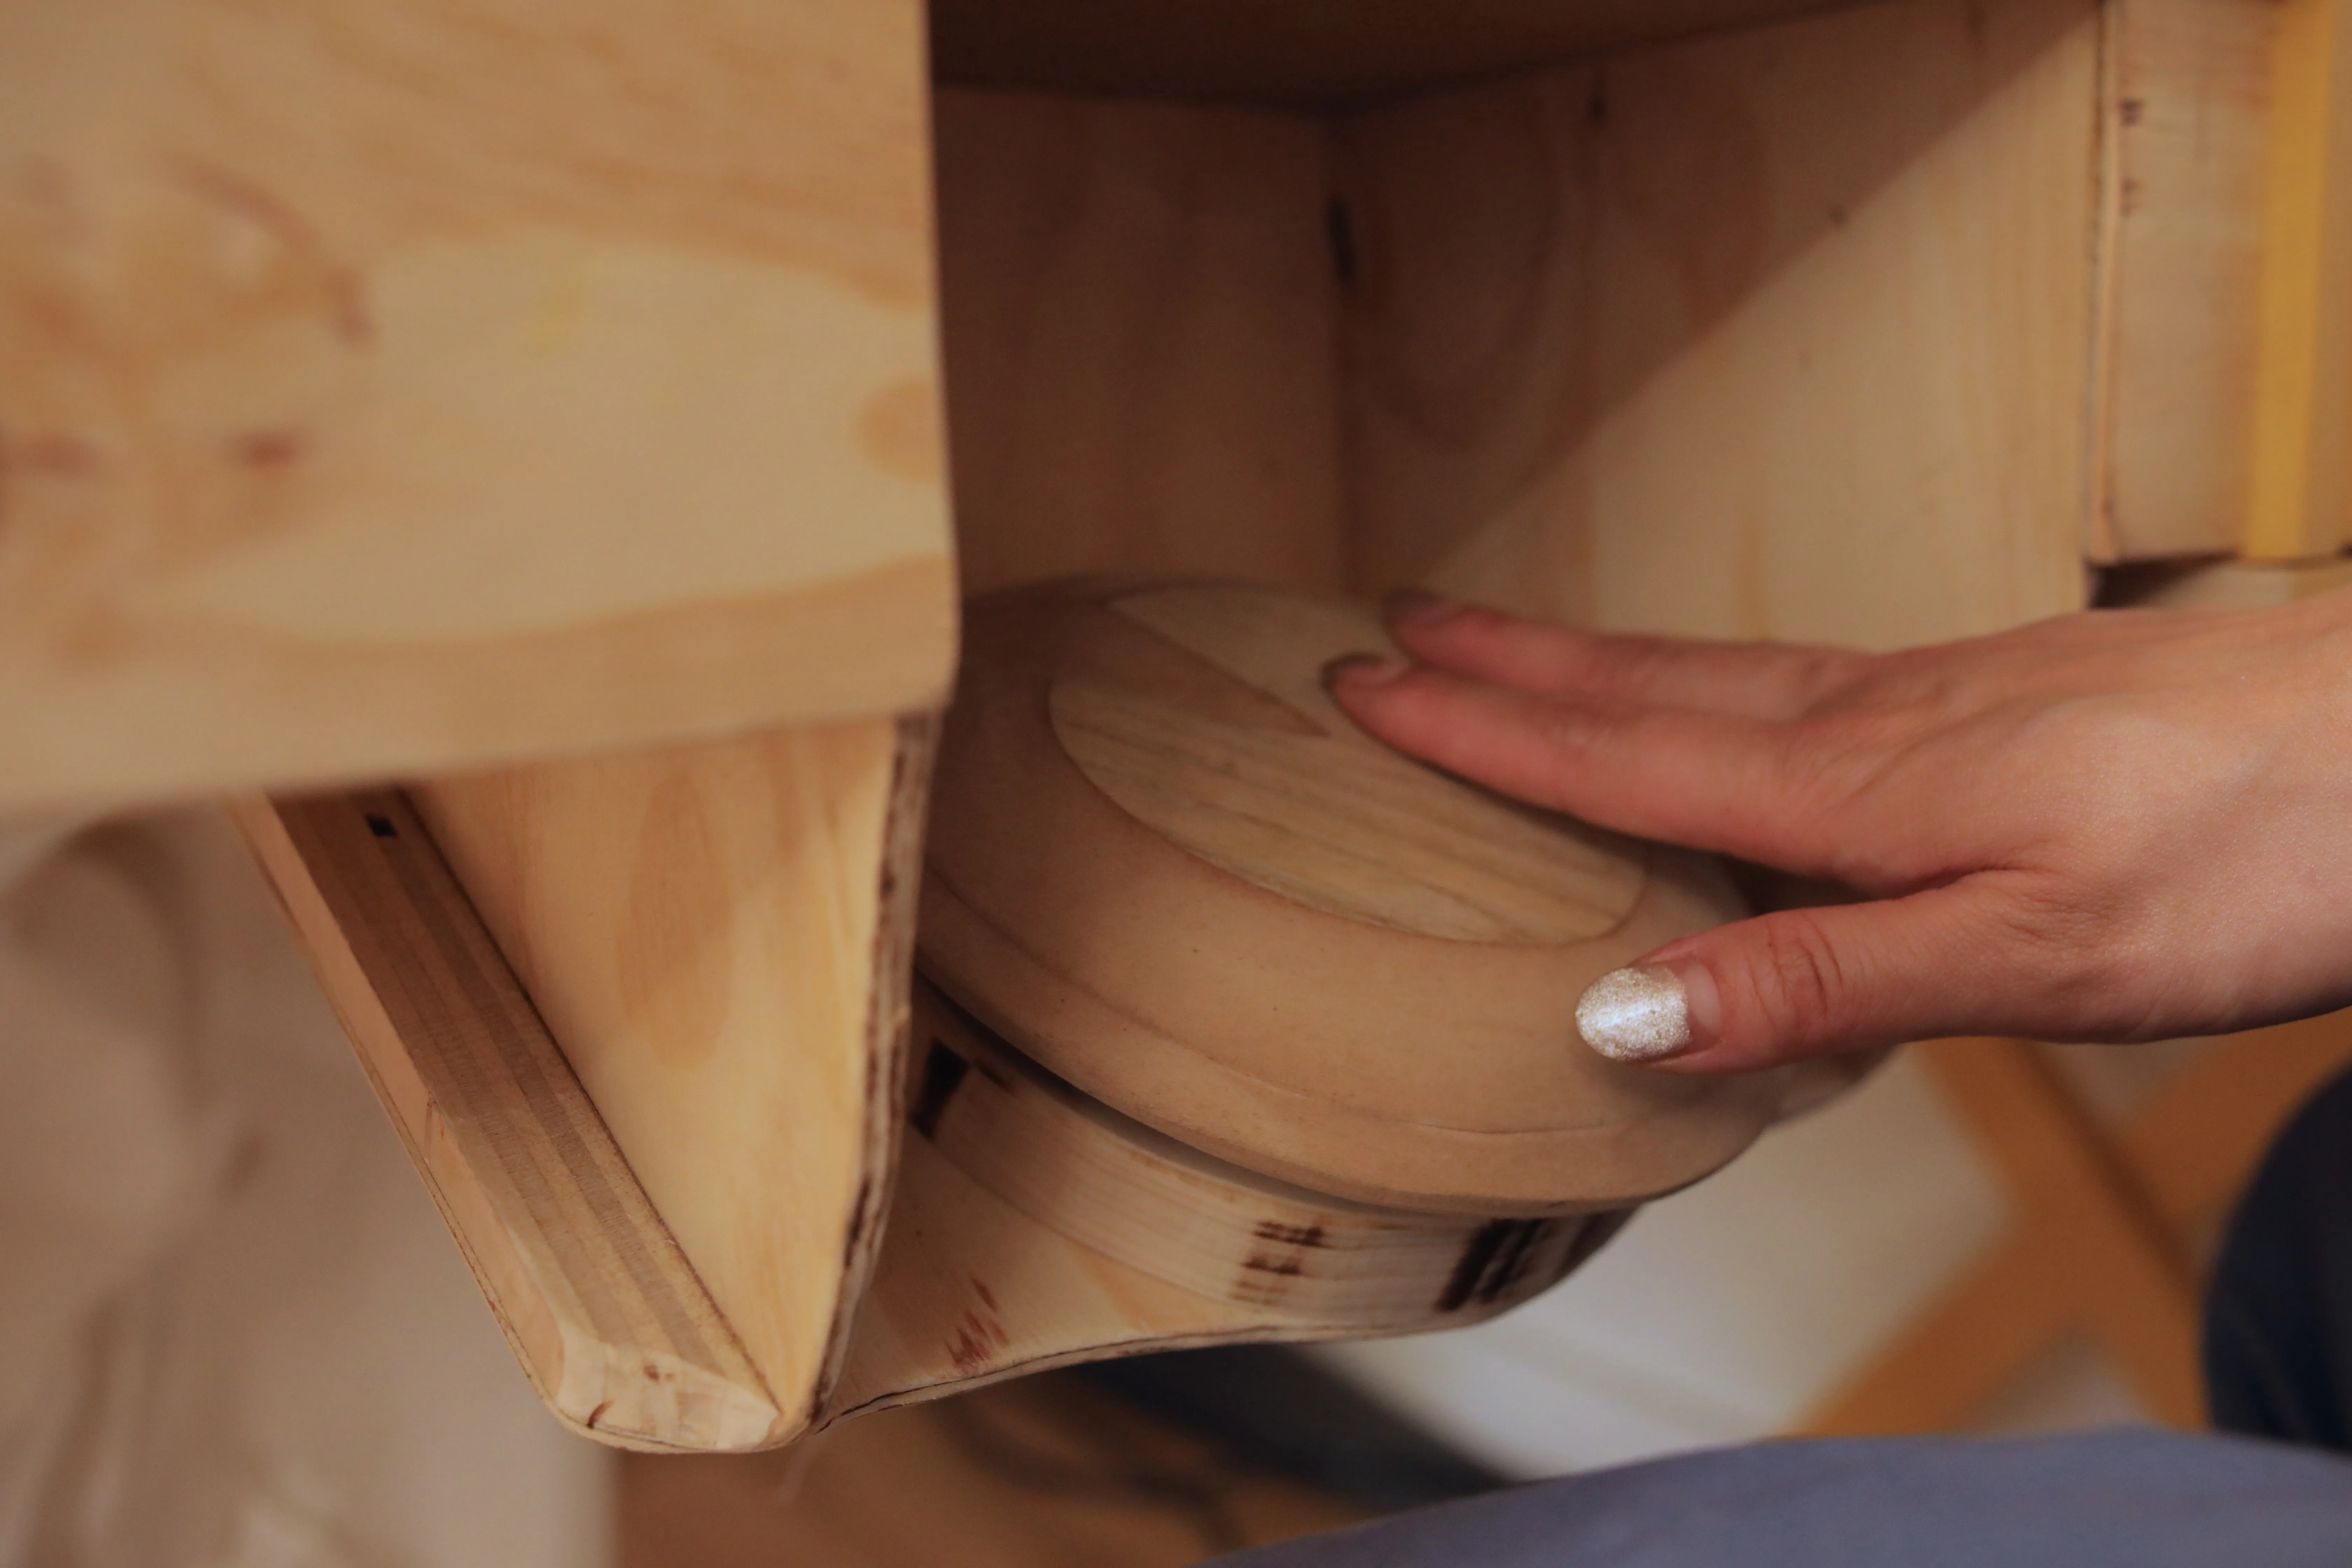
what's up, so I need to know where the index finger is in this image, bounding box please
[1387,594,1859,720]
[1326,659,1845,874]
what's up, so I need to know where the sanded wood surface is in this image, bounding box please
[414,715,936,1442]
[1801,1012,2352,1434]
[1331,0,2096,639]
[936,90,1347,599]
[924,579,1782,1216]
[232,789,778,1451]
[1,0,953,814]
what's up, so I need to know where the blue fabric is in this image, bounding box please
[1206,1430,2352,1567]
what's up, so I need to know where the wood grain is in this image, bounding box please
[935,90,1347,597]
[412,716,934,1443]
[0,0,953,814]
[910,978,1611,1322]
[1331,0,2097,642]
[924,580,1784,1215]
[1057,586,1646,943]
[2093,0,2276,559]
[231,789,780,1452]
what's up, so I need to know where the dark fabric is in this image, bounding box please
[2206,1063,2352,1449]
[1204,1430,2352,1567]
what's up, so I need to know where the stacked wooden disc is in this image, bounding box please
[910,577,1794,1330]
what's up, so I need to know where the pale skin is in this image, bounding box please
[1325,588,2352,1075]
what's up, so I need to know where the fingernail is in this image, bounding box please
[1575,964,1715,1063]
[1385,588,1459,623]
[1321,653,1405,691]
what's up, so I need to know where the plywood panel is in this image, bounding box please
[935,90,1348,595]
[0,0,953,813]
[412,715,935,1440]
[233,789,781,1452]
[1334,0,2099,648]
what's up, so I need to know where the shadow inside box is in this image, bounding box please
[1069,1344,1510,1514]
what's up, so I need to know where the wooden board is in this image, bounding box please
[1330,0,2099,642]
[231,789,779,1452]
[934,89,1348,597]
[922,580,1784,1215]
[0,0,953,814]
[411,716,934,1443]
[2244,0,2352,559]
[2094,0,2276,559]
[931,0,1877,107]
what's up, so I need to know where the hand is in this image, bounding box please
[1324,589,2352,1075]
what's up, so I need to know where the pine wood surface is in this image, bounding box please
[934,90,1348,599]
[931,0,1874,106]
[624,1373,1364,1568]
[0,0,954,815]
[924,579,1783,1216]
[2093,0,2276,559]
[411,717,936,1444]
[2245,0,2352,559]
[231,789,779,1451]
[1331,0,2097,630]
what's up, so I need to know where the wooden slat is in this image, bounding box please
[1801,1017,2352,1434]
[1912,1040,2202,1426]
[413,714,936,1440]
[2,0,952,814]
[2245,0,2352,559]
[233,789,781,1452]
[2093,0,2277,560]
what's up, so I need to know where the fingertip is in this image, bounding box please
[1574,958,1723,1066]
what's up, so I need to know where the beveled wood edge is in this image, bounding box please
[233,788,790,1453]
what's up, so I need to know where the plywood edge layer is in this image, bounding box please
[231,789,787,1452]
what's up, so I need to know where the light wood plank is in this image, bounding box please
[2094,0,2276,559]
[934,90,1348,597]
[1332,0,2098,645]
[2245,0,2352,558]
[413,716,935,1441]
[231,789,780,1452]
[0,0,952,814]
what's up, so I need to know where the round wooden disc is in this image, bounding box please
[920,577,1791,1214]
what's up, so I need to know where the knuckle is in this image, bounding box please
[1744,909,1850,1042]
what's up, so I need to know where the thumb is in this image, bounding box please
[1574,885,2017,1073]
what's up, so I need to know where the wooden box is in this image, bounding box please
[12,0,2350,1451]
